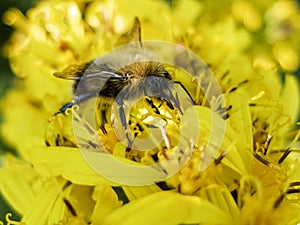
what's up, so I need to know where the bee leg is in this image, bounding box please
[117,99,133,149]
[97,102,108,135]
[55,91,97,116]
[162,81,194,114]
[99,108,108,135]
[54,101,75,115]
[164,99,175,111]
[173,81,194,103]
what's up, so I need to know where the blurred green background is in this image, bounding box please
[0,0,34,222]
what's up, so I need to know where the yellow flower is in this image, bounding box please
[1,0,299,225]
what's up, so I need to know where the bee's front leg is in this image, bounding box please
[54,101,75,115]
[55,91,98,116]
[116,98,133,150]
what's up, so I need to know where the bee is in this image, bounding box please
[53,18,194,148]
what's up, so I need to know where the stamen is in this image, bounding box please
[55,134,60,146]
[250,91,265,102]
[155,181,172,190]
[289,181,300,187]
[88,140,98,148]
[202,79,212,106]
[212,94,228,113]
[253,152,271,166]
[145,97,160,114]
[238,176,263,207]
[192,73,204,105]
[111,186,129,204]
[228,79,249,93]
[47,114,56,123]
[63,198,77,217]
[199,144,207,162]
[62,181,72,190]
[214,151,227,165]
[99,125,107,134]
[154,118,171,150]
[263,135,272,155]
[277,148,292,164]
[273,193,285,209]
[286,189,300,194]
[228,92,265,118]
[228,85,238,93]
[238,79,249,86]
[220,70,229,82]
[73,110,95,135]
[274,125,300,164]
[274,181,300,208]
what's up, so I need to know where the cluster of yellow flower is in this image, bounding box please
[0,0,299,224]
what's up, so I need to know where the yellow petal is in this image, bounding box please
[102,191,234,225]
[48,181,95,225]
[222,91,253,175]
[67,184,95,220]
[47,189,65,224]
[28,146,117,186]
[91,185,121,225]
[122,185,161,201]
[21,178,63,225]
[0,155,38,214]
[226,91,253,154]
[182,105,251,175]
[181,106,226,171]
[199,184,240,224]
[0,90,48,156]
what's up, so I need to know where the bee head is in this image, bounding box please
[144,75,169,96]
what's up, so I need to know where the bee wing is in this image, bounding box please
[54,62,123,81]
[76,69,124,96]
[53,62,92,80]
[54,61,124,97]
